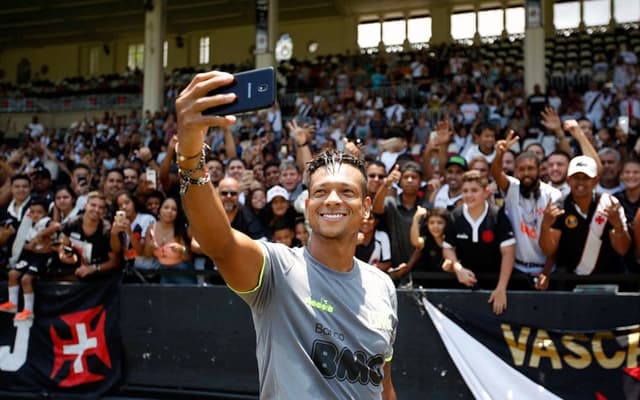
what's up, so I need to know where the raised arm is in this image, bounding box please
[176,71,263,292]
[410,206,427,249]
[539,200,564,257]
[492,130,519,193]
[564,119,602,175]
[288,119,313,172]
[541,107,572,156]
[160,135,178,193]
[372,165,400,215]
[223,125,237,160]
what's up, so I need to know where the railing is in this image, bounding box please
[0,94,141,113]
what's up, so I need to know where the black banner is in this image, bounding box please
[0,276,122,398]
[424,292,640,399]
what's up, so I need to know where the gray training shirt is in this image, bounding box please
[235,242,398,399]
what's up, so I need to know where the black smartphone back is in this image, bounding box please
[203,67,276,116]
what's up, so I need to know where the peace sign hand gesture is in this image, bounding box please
[496,130,519,155]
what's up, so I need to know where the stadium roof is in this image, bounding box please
[0,0,488,49]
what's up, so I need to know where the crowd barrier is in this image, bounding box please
[1,278,639,399]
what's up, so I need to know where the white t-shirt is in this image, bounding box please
[462,144,496,164]
[433,184,462,210]
[502,176,562,273]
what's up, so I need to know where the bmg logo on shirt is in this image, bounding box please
[311,339,384,385]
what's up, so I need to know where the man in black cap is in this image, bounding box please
[30,164,54,208]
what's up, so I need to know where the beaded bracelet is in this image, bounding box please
[178,144,211,196]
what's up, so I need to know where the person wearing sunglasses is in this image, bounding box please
[365,160,388,199]
[218,177,266,241]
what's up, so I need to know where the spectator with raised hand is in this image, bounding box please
[70,163,92,210]
[539,154,630,279]
[143,196,195,285]
[111,191,156,273]
[492,130,562,290]
[372,161,427,287]
[102,168,124,217]
[540,106,573,155]
[409,206,449,279]
[442,170,516,315]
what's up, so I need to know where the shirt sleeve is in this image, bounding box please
[497,207,516,247]
[377,230,392,263]
[443,213,457,249]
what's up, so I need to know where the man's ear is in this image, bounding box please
[363,196,372,218]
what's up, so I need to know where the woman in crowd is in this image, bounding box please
[260,185,301,241]
[112,191,156,272]
[247,187,267,218]
[144,190,165,218]
[51,185,79,224]
[143,197,195,285]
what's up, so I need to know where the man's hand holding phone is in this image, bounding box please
[176,71,237,160]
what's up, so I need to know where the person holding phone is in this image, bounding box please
[175,71,397,399]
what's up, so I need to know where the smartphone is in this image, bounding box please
[115,210,126,224]
[146,168,157,190]
[619,116,629,136]
[429,131,438,143]
[77,175,87,186]
[202,67,276,116]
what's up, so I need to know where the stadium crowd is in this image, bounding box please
[0,35,639,320]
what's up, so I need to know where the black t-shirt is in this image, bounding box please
[231,205,267,240]
[59,215,112,265]
[552,194,625,274]
[615,191,640,273]
[444,204,515,273]
[414,227,444,272]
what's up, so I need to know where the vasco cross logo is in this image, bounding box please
[49,305,112,387]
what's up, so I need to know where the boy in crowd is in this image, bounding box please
[356,212,392,272]
[0,198,56,320]
[442,170,516,315]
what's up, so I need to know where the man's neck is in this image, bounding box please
[307,235,357,273]
[572,194,593,214]
[401,192,417,208]
[466,202,486,220]
[82,216,99,231]
[226,207,239,222]
[600,179,620,189]
[361,230,374,245]
[479,146,493,156]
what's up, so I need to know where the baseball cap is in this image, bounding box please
[31,163,51,178]
[568,156,598,178]
[445,155,468,171]
[267,185,289,203]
